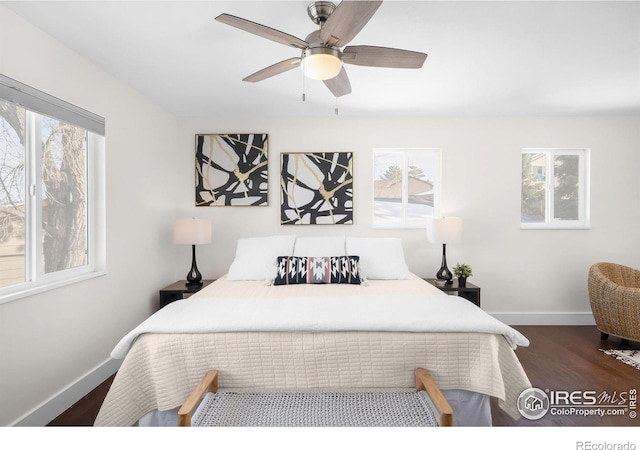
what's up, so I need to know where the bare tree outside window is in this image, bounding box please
[0,101,26,287]
[0,101,88,288]
[40,116,88,273]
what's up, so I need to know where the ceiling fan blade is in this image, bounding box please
[319,1,382,47]
[323,67,352,97]
[342,45,427,68]
[215,13,308,50]
[243,58,301,83]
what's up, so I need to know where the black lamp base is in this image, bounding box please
[435,243,453,282]
[436,265,453,282]
[185,244,202,287]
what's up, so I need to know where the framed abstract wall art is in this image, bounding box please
[195,133,268,206]
[280,152,353,225]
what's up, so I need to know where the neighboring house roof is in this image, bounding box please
[374,178,434,203]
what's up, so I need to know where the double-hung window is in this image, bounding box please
[0,75,105,303]
[521,148,590,229]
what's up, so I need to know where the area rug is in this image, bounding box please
[600,349,640,371]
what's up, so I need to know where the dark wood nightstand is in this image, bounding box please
[424,278,481,307]
[159,279,215,309]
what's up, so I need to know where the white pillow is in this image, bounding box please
[345,237,410,280]
[293,236,346,257]
[227,235,296,281]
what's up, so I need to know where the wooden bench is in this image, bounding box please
[178,368,453,427]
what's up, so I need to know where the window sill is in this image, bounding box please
[520,224,590,230]
[0,270,107,305]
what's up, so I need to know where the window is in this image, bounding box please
[521,148,590,229]
[0,75,105,303]
[373,148,441,228]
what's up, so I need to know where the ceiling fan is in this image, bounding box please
[215,1,428,98]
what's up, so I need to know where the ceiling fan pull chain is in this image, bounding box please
[302,67,306,102]
[335,96,339,115]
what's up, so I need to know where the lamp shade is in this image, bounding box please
[426,217,462,244]
[173,218,212,245]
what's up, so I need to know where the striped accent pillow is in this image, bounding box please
[273,256,362,285]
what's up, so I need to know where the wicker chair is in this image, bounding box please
[588,262,640,343]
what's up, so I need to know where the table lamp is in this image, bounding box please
[426,217,462,282]
[174,218,212,287]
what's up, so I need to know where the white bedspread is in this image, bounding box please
[112,286,528,359]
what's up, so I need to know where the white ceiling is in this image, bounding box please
[3,1,640,117]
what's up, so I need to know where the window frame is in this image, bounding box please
[372,148,441,229]
[520,148,590,230]
[0,75,106,304]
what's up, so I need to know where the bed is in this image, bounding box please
[94,235,531,427]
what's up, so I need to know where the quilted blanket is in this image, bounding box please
[94,276,531,426]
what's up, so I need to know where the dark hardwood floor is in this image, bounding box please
[491,325,639,427]
[47,373,115,427]
[47,326,640,427]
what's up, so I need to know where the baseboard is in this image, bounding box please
[490,312,596,326]
[12,358,121,427]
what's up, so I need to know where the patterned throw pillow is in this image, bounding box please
[273,256,362,285]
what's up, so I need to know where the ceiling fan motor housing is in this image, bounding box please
[307,1,337,25]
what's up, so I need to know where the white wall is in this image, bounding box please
[0,7,179,426]
[178,116,640,321]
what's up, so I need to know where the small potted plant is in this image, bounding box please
[453,263,472,286]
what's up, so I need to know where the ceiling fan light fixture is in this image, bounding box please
[301,47,342,81]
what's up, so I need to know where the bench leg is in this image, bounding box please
[416,368,454,426]
[178,370,218,426]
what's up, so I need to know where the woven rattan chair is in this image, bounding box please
[588,262,640,343]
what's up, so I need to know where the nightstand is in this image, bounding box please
[424,278,481,307]
[159,279,215,309]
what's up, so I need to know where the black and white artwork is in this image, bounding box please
[195,134,268,206]
[280,152,353,225]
